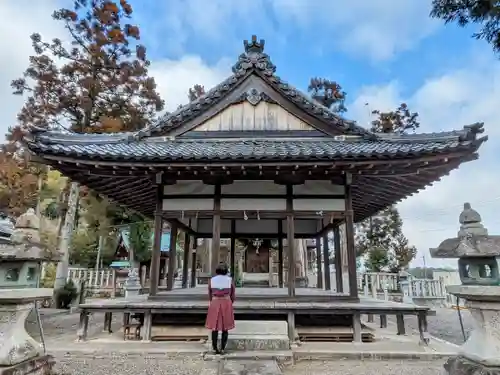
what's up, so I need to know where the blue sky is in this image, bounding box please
[1,0,498,268]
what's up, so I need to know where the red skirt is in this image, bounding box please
[205,297,235,331]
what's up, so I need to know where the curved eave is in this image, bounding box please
[29,149,482,223]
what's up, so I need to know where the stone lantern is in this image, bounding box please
[0,209,57,289]
[430,203,500,375]
[0,208,60,375]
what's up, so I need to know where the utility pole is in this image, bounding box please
[422,254,427,279]
[96,235,104,270]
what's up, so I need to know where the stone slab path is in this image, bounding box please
[221,360,282,375]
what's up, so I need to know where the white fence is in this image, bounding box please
[67,266,459,306]
[67,267,120,296]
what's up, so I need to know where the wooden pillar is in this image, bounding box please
[190,237,197,288]
[333,225,343,293]
[181,229,191,289]
[166,221,178,291]
[278,220,284,288]
[161,258,167,286]
[211,184,221,274]
[230,220,236,278]
[344,173,358,298]
[315,236,323,289]
[323,233,331,291]
[286,186,295,297]
[149,175,163,296]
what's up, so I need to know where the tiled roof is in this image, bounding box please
[132,36,374,139]
[26,128,484,162]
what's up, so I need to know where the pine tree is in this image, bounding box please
[370,103,420,134]
[308,77,347,113]
[10,0,164,297]
[359,206,417,272]
[430,0,500,55]
[355,102,420,271]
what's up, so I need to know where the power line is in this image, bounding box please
[399,196,500,221]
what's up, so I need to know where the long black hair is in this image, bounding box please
[215,263,229,276]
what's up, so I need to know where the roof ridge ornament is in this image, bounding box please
[232,35,277,77]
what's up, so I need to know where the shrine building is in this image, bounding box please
[24,36,487,344]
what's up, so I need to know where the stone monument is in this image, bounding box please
[0,208,59,375]
[430,203,500,375]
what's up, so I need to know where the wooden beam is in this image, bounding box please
[315,235,323,289]
[333,225,343,293]
[162,193,345,200]
[230,219,236,278]
[344,173,358,298]
[181,224,191,289]
[149,179,164,296]
[322,232,331,291]
[211,184,222,274]
[166,218,196,236]
[286,185,295,297]
[278,220,284,288]
[190,232,197,288]
[166,221,178,291]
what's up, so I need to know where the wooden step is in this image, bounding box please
[297,326,375,343]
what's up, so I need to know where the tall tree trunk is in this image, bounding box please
[54,181,80,292]
[35,172,44,218]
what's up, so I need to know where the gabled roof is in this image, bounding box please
[133,36,375,139]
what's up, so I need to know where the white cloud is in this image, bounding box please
[150,0,438,61]
[0,0,66,138]
[349,53,500,269]
[149,56,230,112]
[0,0,230,135]
[271,0,439,61]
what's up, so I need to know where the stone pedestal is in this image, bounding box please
[444,285,500,375]
[0,289,54,375]
[124,268,141,298]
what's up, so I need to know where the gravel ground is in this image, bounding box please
[53,355,218,375]
[28,308,465,374]
[26,310,118,344]
[283,360,445,375]
[388,307,473,345]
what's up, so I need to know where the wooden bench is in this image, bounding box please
[123,323,142,340]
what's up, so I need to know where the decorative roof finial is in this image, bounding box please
[244,35,265,54]
[232,35,276,76]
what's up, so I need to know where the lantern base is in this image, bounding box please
[445,356,500,375]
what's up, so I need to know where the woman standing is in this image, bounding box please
[205,263,235,354]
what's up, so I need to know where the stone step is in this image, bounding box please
[225,334,290,351]
[223,350,292,361]
[204,350,292,361]
[210,320,290,351]
[221,360,283,375]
